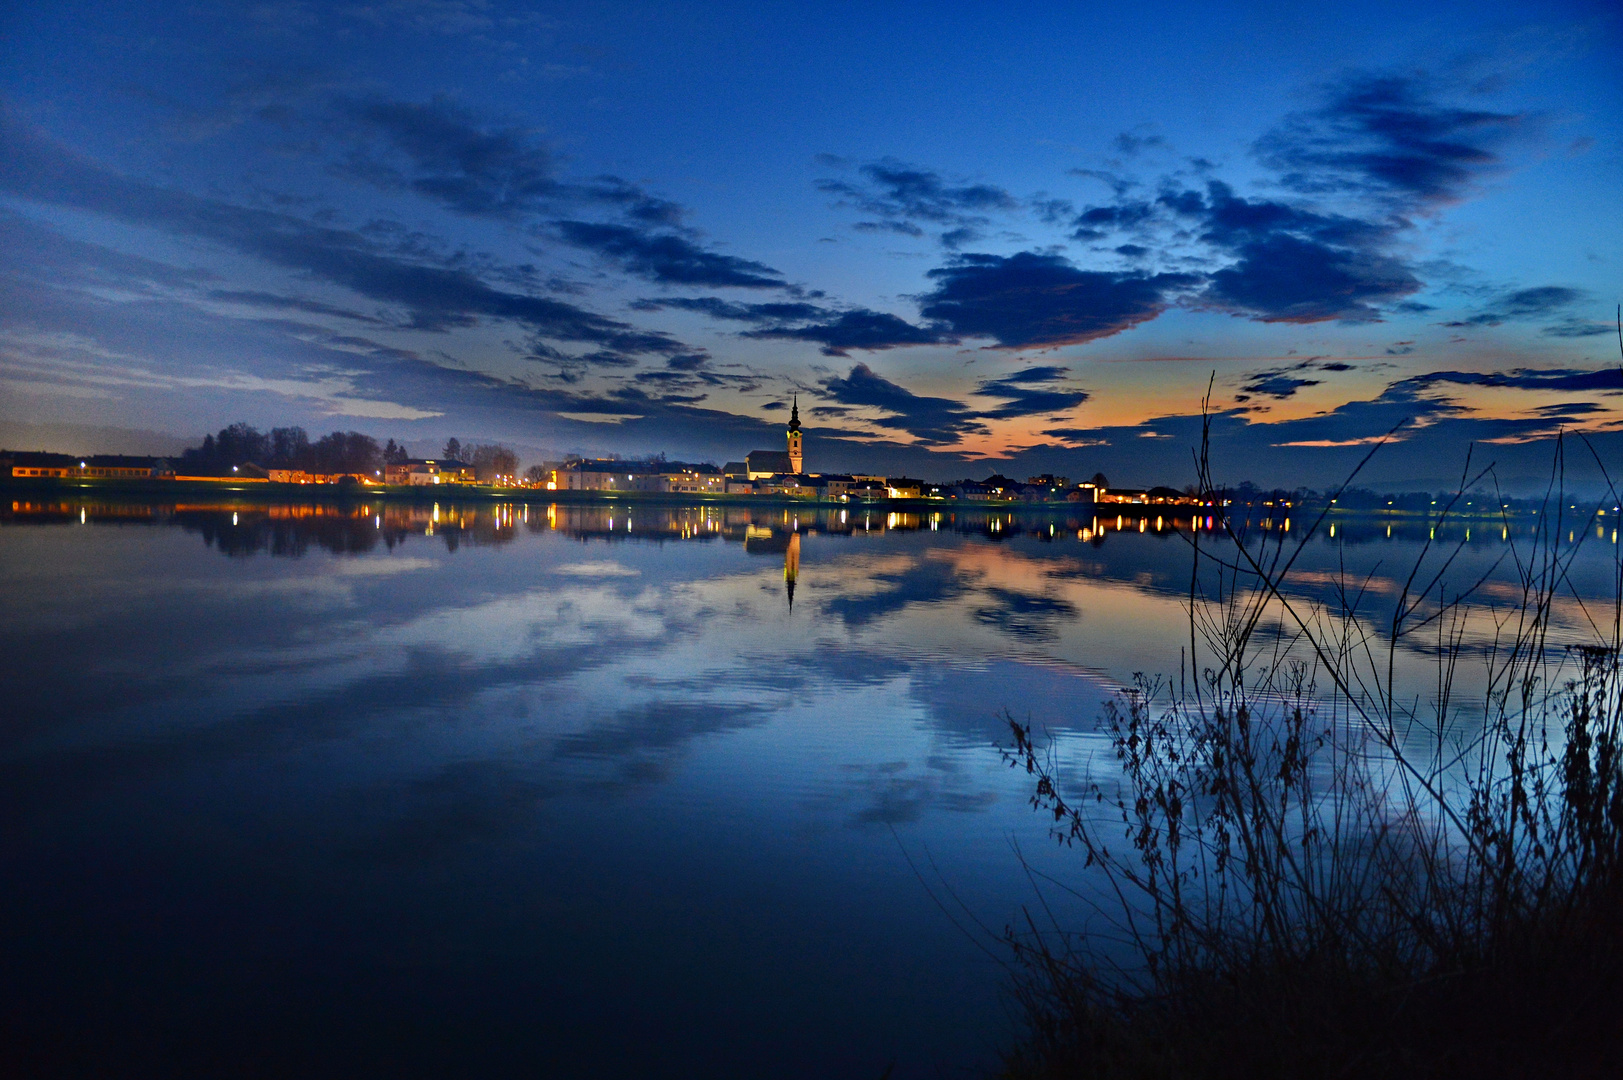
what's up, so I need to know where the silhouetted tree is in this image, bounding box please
[466,443,518,483]
[270,427,310,468]
[443,437,462,461]
[310,431,381,476]
[180,423,271,474]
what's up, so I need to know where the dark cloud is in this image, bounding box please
[1050,75,1530,331]
[1400,367,1623,395]
[919,251,1198,349]
[1189,180,1387,249]
[636,295,951,357]
[0,109,691,358]
[337,95,683,226]
[631,296,829,323]
[1243,373,1320,400]
[1154,181,1421,323]
[817,157,1016,246]
[334,95,808,295]
[552,220,786,289]
[743,310,955,357]
[817,363,987,444]
[207,289,387,324]
[1112,131,1167,156]
[336,95,565,217]
[974,365,1090,419]
[853,219,926,238]
[1069,200,1156,241]
[1532,401,1607,417]
[1255,73,1524,211]
[1542,319,1615,339]
[1442,285,1589,329]
[1205,233,1420,323]
[1237,358,1362,401]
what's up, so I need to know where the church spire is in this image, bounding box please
[786,393,804,474]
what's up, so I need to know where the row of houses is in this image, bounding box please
[1,451,487,487]
[250,458,481,485]
[3,452,177,479]
[6,447,1206,506]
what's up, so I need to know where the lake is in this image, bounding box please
[3,496,1617,1077]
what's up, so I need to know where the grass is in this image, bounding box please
[993,409,1623,1079]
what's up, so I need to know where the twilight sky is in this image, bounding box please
[1,0,1620,489]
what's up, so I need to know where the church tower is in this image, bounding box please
[787,394,804,474]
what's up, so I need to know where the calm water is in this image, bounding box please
[3,497,1617,1078]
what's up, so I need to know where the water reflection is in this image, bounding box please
[1,497,1618,1078]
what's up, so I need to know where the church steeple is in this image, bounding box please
[786,394,804,474]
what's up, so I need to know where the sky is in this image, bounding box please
[1,0,1620,490]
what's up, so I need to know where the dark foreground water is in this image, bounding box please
[2,497,1617,1078]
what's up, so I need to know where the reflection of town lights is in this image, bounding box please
[232,512,238,526]
[80,508,86,524]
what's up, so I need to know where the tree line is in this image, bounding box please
[180,424,519,482]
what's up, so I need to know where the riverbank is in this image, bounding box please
[5,474,1596,520]
[0,473,1095,511]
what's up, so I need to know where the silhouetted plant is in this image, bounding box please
[997,384,1623,1078]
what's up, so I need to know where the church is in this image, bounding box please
[727,396,804,481]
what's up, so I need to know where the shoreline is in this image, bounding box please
[2,475,1598,520]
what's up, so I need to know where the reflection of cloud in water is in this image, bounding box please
[841,759,999,826]
[553,561,641,577]
[353,758,559,861]
[910,659,1114,745]
[822,554,980,627]
[970,587,1080,643]
[552,700,766,785]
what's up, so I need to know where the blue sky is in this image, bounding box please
[1,0,1620,489]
